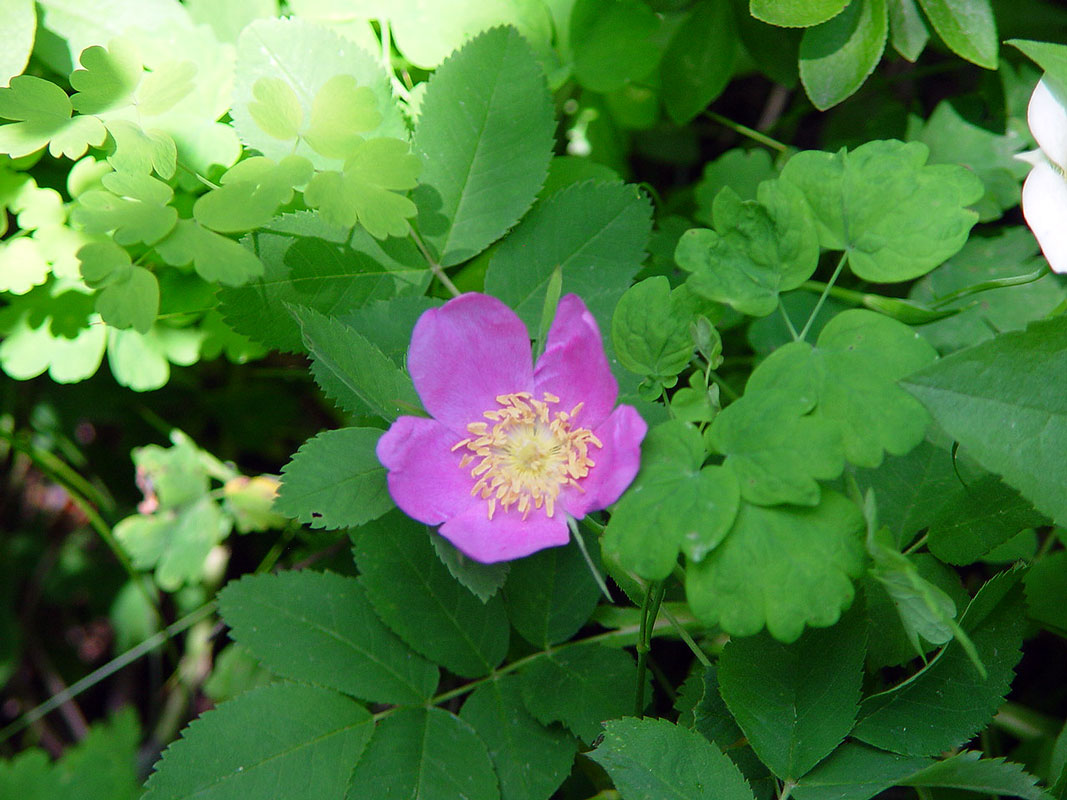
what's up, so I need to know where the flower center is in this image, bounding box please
[453,391,602,520]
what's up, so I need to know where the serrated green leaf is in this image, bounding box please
[70,40,142,114]
[605,420,740,579]
[73,170,178,246]
[709,388,844,507]
[219,570,439,705]
[718,603,867,780]
[675,665,745,748]
[485,181,652,335]
[902,315,1067,527]
[750,0,849,27]
[194,155,313,234]
[792,742,932,800]
[347,707,499,800]
[1024,550,1067,635]
[0,0,35,87]
[143,684,373,800]
[745,309,938,469]
[503,531,601,647]
[916,0,997,69]
[232,17,406,168]
[686,490,866,641]
[927,475,1048,565]
[353,511,510,678]
[413,26,554,266]
[799,0,888,110]
[304,137,420,239]
[779,140,983,282]
[519,643,644,742]
[95,265,159,333]
[276,427,393,529]
[0,75,107,158]
[901,751,1050,800]
[887,0,929,60]
[660,0,736,124]
[217,212,430,352]
[431,533,510,603]
[338,295,444,365]
[155,219,265,286]
[570,0,661,92]
[611,277,694,379]
[676,179,819,316]
[289,305,420,420]
[460,677,576,800]
[852,572,1027,755]
[589,717,757,800]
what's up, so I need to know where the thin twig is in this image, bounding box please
[410,228,462,297]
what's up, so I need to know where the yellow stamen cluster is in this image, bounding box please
[452,392,602,520]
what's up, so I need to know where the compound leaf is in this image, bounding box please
[0,75,107,158]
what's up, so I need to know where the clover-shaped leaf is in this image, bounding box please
[676,179,819,316]
[747,309,938,468]
[0,75,107,159]
[106,120,177,179]
[70,40,143,115]
[72,170,177,246]
[780,140,983,282]
[604,421,741,580]
[193,155,313,233]
[303,138,419,238]
[0,238,50,295]
[685,490,866,642]
[78,240,159,332]
[709,388,844,507]
[611,276,696,381]
[304,74,382,160]
[156,219,264,286]
[247,76,304,141]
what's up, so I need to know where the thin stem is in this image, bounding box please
[798,252,848,341]
[0,602,216,746]
[704,110,788,153]
[635,581,666,717]
[903,533,928,556]
[569,516,612,601]
[410,228,461,297]
[661,605,711,667]
[778,302,800,342]
[255,523,299,574]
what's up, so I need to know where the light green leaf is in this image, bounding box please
[799,0,888,110]
[750,0,849,27]
[661,0,737,124]
[745,309,938,469]
[0,0,36,87]
[0,302,107,383]
[589,717,757,800]
[143,684,373,800]
[887,0,928,60]
[347,707,499,800]
[72,170,177,246]
[485,181,652,334]
[107,325,202,392]
[503,531,601,647]
[605,421,740,579]
[95,265,159,333]
[611,277,694,380]
[0,237,50,294]
[685,490,866,642]
[792,742,932,800]
[289,305,420,420]
[916,0,997,69]
[217,212,430,352]
[232,17,405,168]
[460,677,576,800]
[779,139,983,282]
[413,26,555,266]
[901,751,1050,800]
[194,155,313,234]
[519,643,644,742]
[105,120,177,179]
[1008,39,1067,91]
[0,75,107,158]
[219,570,439,705]
[201,643,272,703]
[677,179,819,316]
[69,40,142,114]
[155,219,265,286]
[353,511,510,678]
[709,388,844,507]
[901,315,1067,527]
[303,137,420,239]
[852,572,1027,755]
[718,603,867,780]
[276,427,393,529]
[570,0,661,92]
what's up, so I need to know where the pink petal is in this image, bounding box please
[1022,162,1067,274]
[561,404,648,518]
[439,504,571,563]
[376,416,477,524]
[533,294,618,429]
[408,293,533,433]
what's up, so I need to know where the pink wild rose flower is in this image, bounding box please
[376,293,647,563]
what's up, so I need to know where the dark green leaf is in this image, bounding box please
[431,533,510,603]
[661,0,737,124]
[799,0,889,110]
[1024,550,1067,634]
[570,0,662,92]
[413,26,554,266]
[353,511,510,678]
[750,0,849,27]
[793,742,932,800]
[218,571,439,705]
[611,277,695,380]
[143,684,373,800]
[916,0,997,69]
[901,751,1050,800]
[888,0,929,61]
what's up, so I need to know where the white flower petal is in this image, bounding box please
[1028,79,1067,173]
[1021,161,1067,274]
